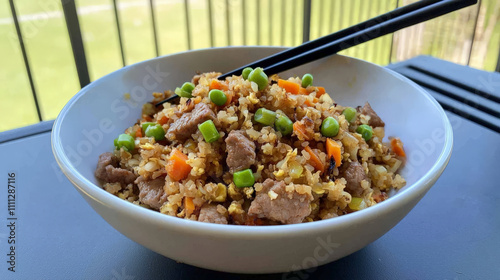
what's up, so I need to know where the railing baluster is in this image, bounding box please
[112,0,126,66]
[149,0,159,57]
[184,0,192,50]
[302,0,312,43]
[241,0,246,45]
[9,0,42,122]
[208,0,215,47]
[225,0,231,45]
[61,0,91,88]
[467,0,482,66]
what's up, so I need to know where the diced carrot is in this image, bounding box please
[390,137,406,157]
[210,79,229,91]
[315,86,326,98]
[278,79,301,95]
[326,138,342,167]
[184,197,195,216]
[157,115,169,125]
[304,97,319,107]
[166,149,192,181]
[304,146,325,173]
[135,126,143,138]
[293,121,311,140]
[299,87,309,95]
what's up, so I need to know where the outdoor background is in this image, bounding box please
[1,0,499,131]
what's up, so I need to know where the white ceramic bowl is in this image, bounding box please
[52,47,453,274]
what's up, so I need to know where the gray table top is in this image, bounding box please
[1,56,499,279]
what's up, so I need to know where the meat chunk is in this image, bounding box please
[339,161,367,197]
[198,204,228,224]
[95,152,136,184]
[166,102,217,141]
[248,179,313,224]
[358,102,385,127]
[225,130,256,173]
[135,176,167,210]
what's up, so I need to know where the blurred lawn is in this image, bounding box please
[0,0,498,131]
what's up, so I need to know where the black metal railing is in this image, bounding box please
[4,0,500,132]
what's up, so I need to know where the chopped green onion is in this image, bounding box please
[175,87,192,98]
[145,124,165,141]
[321,117,339,137]
[342,107,357,123]
[248,67,268,91]
[242,67,253,80]
[301,73,313,88]
[114,133,135,151]
[198,120,220,143]
[356,124,373,141]
[209,89,227,106]
[254,108,276,126]
[233,169,255,188]
[141,122,156,132]
[181,82,195,93]
[274,114,293,136]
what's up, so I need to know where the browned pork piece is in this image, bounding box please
[135,176,167,210]
[359,102,385,127]
[198,204,228,224]
[166,102,218,141]
[225,130,256,173]
[338,161,367,197]
[248,179,313,224]
[95,152,136,185]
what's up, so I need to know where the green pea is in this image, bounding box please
[198,120,220,143]
[233,169,255,188]
[342,107,357,123]
[254,108,276,126]
[242,67,253,80]
[115,133,135,151]
[301,73,313,88]
[209,89,228,106]
[356,124,373,141]
[274,114,293,136]
[248,67,268,91]
[321,117,339,137]
[145,124,165,141]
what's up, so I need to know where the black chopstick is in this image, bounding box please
[217,0,444,79]
[260,0,476,76]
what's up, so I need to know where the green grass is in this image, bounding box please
[0,0,498,131]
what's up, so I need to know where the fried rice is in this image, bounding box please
[95,70,406,225]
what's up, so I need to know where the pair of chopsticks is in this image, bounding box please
[156,0,476,107]
[219,0,476,79]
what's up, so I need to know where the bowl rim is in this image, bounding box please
[51,46,453,237]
